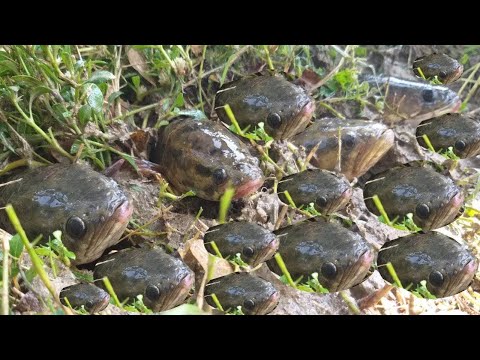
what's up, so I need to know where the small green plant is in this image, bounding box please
[373,194,422,232]
[35,230,76,270]
[296,272,330,294]
[226,305,245,315]
[123,295,153,314]
[410,280,437,300]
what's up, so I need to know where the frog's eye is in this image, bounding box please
[212,168,228,185]
[429,271,444,287]
[145,285,161,301]
[422,89,434,102]
[66,216,87,239]
[316,196,328,208]
[415,204,430,219]
[321,262,337,279]
[85,300,95,310]
[342,134,356,149]
[267,113,282,128]
[439,71,448,80]
[243,299,255,311]
[242,246,255,258]
[454,140,466,151]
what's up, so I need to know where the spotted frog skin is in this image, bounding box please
[363,76,461,123]
[203,222,279,267]
[416,113,480,159]
[377,232,478,298]
[59,283,110,313]
[93,247,194,312]
[413,53,463,84]
[151,117,264,201]
[215,74,315,140]
[205,272,279,315]
[277,169,352,215]
[363,165,464,231]
[268,220,375,292]
[291,118,394,180]
[0,163,133,265]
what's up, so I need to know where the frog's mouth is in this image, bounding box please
[88,293,111,314]
[233,178,264,199]
[343,128,395,180]
[251,290,280,315]
[436,258,478,298]
[323,187,353,215]
[279,100,315,140]
[152,272,195,312]
[329,249,375,292]
[251,236,280,267]
[76,199,133,265]
[448,65,464,84]
[420,191,464,231]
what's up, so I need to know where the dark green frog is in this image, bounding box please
[291,118,394,180]
[378,232,478,298]
[59,283,110,313]
[205,272,279,315]
[413,53,463,84]
[363,76,461,122]
[277,169,352,215]
[203,222,279,267]
[268,220,375,292]
[0,163,133,265]
[151,117,264,201]
[363,165,464,230]
[93,247,194,312]
[416,113,480,158]
[215,74,315,140]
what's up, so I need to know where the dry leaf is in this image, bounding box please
[127,47,156,86]
[179,238,234,280]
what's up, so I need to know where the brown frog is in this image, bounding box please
[377,232,478,298]
[0,164,133,265]
[203,222,279,267]
[277,169,352,215]
[151,117,264,201]
[363,164,464,230]
[413,53,463,84]
[204,272,279,315]
[291,118,394,180]
[215,74,315,140]
[93,247,194,312]
[416,113,480,158]
[268,220,375,292]
[59,283,110,313]
[363,76,461,123]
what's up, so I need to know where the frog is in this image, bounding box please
[215,73,315,140]
[59,283,110,314]
[203,222,279,267]
[413,53,463,84]
[0,163,133,265]
[416,113,480,159]
[363,164,464,230]
[362,75,461,123]
[291,118,395,180]
[151,117,264,201]
[277,169,352,215]
[268,220,375,292]
[377,232,478,298]
[204,272,279,315]
[93,247,194,312]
